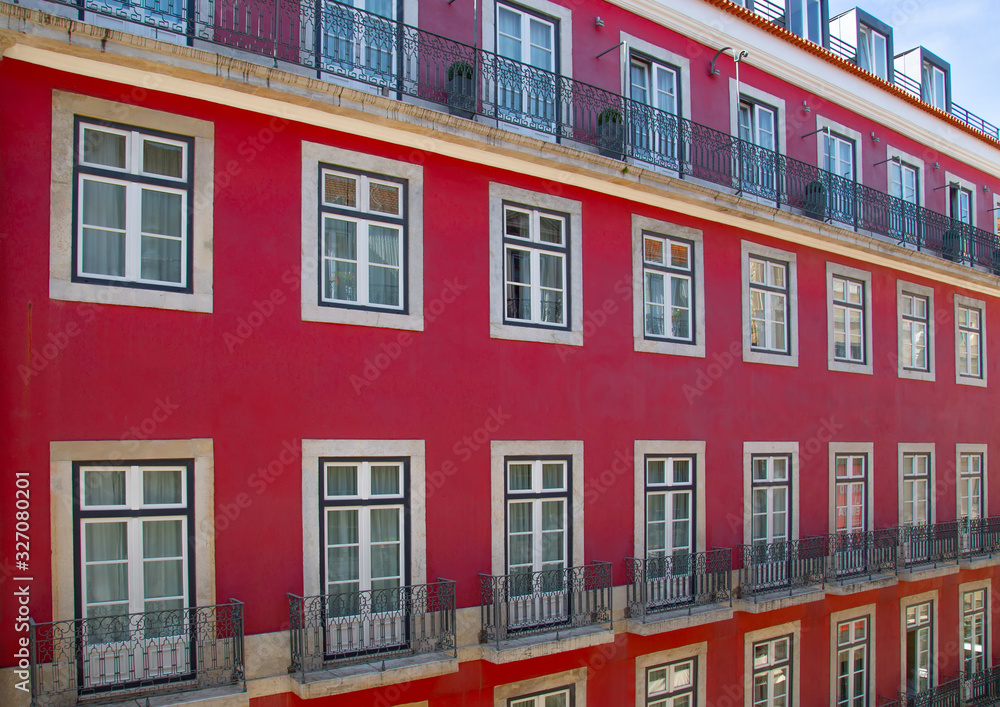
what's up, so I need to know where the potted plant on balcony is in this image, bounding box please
[597,107,625,159]
[446,60,476,119]
[803,179,827,221]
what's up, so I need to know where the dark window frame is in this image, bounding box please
[503,455,573,574]
[641,232,697,345]
[831,274,867,364]
[748,253,792,355]
[834,452,868,534]
[750,454,794,542]
[900,291,930,371]
[835,615,870,706]
[645,656,698,706]
[643,453,697,557]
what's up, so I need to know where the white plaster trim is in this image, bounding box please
[301,439,426,597]
[729,78,787,152]
[826,261,873,375]
[633,441,706,560]
[897,280,936,382]
[956,444,989,520]
[897,443,936,525]
[488,183,584,345]
[743,621,800,707]
[50,92,214,313]
[742,442,799,546]
[827,443,875,536]
[300,141,424,331]
[493,667,586,707]
[815,115,865,183]
[740,241,799,367]
[634,641,707,707]
[899,590,939,694]
[619,32,693,125]
[828,603,877,704]
[944,171,978,228]
[631,215,705,358]
[885,145,926,209]
[49,439,215,622]
[490,440,584,577]
[954,294,987,387]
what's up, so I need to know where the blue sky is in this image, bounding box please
[828,0,999,128]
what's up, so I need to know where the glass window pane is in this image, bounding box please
[83,128,127,169]
[141,235,182,283]
[539,216,563,244]
[542,463,564,489]
[324,218,357,259]
[82,228,126,277]
[541,500,564,530]
[370,508,400,543]
[540,253,563,289]
[327,465,358,496]
[368,226,399,266]
[82,179,127,230]
[370,465,400,495]
[85,522,127,561]
[84,469,126,506]
[647,460,667,485]
[369,182,400,215]
[327,509,359,545]
[324,173,357,207]
[143,468,183,505]
[508,463,533,491]
[508,502,532,532]
[143,140,184,178]
[140,190,183,237]
[369,264,399,306]
[644,237,664,264]
[670,242,690,269]
[143,519,183,558]
[505,209,530,239]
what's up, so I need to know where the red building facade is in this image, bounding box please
[2,0,1000,705]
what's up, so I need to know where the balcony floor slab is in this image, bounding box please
[625,603,734,636]
[960,555,1000,570]
[898,563,960,581]
[734,585,826,614]
[292,651,459,699]
[825,573,898,595]
[77,684,248,707]
[480,624,614,665]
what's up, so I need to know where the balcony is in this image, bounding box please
[964,666,1000,705]
[287,579,456,680]
[10,0,1000,278]
[478,562,612,647]
[28,600,245,707]
[826,528,898,584]
[898,521,960,571]
[735,537,828,601]
[961,517,1000,561]
[624,549,732,623]
[893,676,962,707]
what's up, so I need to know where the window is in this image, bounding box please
[318,166,406,311]
[509,687,572,707]
[630,55,680,165]
[645,658,696,706]
[836,617,869,707]
[489,184,582,345]
[74,120,192,290]
[496,3,557,129]
[739,100,777,152]
[738,99,778,196]
[503,204,568,328]
[643,234,693,342]
[301,142,424,331]
[752,635,793,707]
[787,0,823,43]
[963,589,987,677]
[922,62,947,111]
[905,602,933,693]
[957,303,983,380]
[645,456,695,607]
[900,292,930,371]
[835,455,867,535]
[749,256,789,354]
[823,132,855,181]
[950,185,973,226]
[889,158,920,241]
[959,453,984,521]
[832,276,865,363]
[751,456,790,546]
[76,462,193,685]
[858,24,888,80]
[506,458,568,578]
[902,453,930,526]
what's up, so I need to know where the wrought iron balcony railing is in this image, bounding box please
[963,665,1000,705]
[826,528,898,582]
[961,517,1000,559]
[287,579,456,679]
[897,676,961,707]
[478,562,612,645]
[28,599,245,707]
[12,0,1000,273]
[624,549,731,621]
[735,537,828,599]
[899,521,960,570]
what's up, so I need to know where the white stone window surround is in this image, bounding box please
[634,642,707,707]
[898,443,936,525]
[50,439,216,621]
[815,114,865,182]
[829,603,877,703]
[897,279,936,382]
[490,440,584,577]
[899,590,939,695]
[632,216,706,358]
[742,441,799,546]
[489,183,584,345]
[954,294,987,387]
[743,621,800,707]
[50,92,214,313]
[826,261,873,375]
[728,79,787,153]
[885,145,926,208]
[494,667,587,707]
[944,171,977,226]
[301,439,426,596]
[620,32,693,124]
[633,440,706,560]
[827,442,875,536]
[956,444,989,519]
[741,240,799,367]
[481,0,573,81]
[301,141,425,331]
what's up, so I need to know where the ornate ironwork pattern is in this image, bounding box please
[897,676,962,707]
[963,665,1000,705]
[898,521,960,569]
[478,562,612,645]
[826,529,898,582]
[735,537,828,599]
[962,517,1000,559]
[624,549,731,621]
[28,599,245,707]
[287,579,456,680]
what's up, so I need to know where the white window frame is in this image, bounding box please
[956,444,988,521]
[898,443,935,527]
[828,443,875,536]
[897,280,935,382]
[489,183,583,346]
[620,33,692,126]
[505,458,569,577]
[886,146,926,209]
[959,580,990,679]
[633,441,706,560]
[830,604,876,706]
[922,61,947,111]
[50,92,214,313]
[302,142,424,331]
[900,592,937,695]
[495,667,587,707]
[508,687,573,707]
[743,442,799,547]
[741,241,799,367]
[743,622,800,707]
[636,643,706,707]
[632,216,705,358]
[955,295,987,387]
[729,81,786,151]
[858,24,888,80]
[502,204,569,328]
[826,262,872,374]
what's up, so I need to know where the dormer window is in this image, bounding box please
[858,24,888,80]
[787,0,823,44]
[922,62,947,110]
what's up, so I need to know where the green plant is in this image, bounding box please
[597,107,622,125]
[447,60,474,81]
